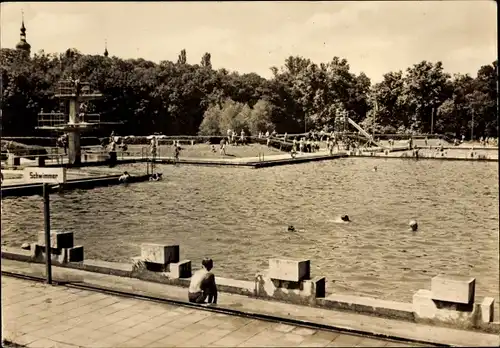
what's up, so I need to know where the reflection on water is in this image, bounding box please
[2,158,498,305]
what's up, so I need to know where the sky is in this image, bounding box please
[1,1,497,82]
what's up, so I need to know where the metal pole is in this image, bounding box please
[431,107,434,134]
[43,183,52,284]
[471,110,474,141]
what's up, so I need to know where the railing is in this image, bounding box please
[55,80,95,96]
[37,113,66,128]
[81,114,101,124]
[38,113,102,128]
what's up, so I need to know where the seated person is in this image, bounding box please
[149,173,163,181]
[118,171,131,183]
[188,258,217,304]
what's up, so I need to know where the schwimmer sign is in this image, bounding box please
[24,168,66,184]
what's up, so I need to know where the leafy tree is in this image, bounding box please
[198,104,222,136]
[402,61,452,133]
[177,49,187,65]
[201,52,212,69]
[0,46,496,140]
[247,100,275,135]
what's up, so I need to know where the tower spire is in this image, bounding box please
[16,9,31,55]
[104,39,109,57]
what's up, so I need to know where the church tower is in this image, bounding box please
[15,11,31,56]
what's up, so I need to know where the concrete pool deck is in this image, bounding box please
[2,259,499,347]
[2,275,426,348]
[36,151,348,168]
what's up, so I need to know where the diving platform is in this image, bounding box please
[36,79,120,166]
[53,80,104,101]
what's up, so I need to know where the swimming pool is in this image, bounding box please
[2,158,498,308]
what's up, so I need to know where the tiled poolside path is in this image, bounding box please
[2,276,420,348]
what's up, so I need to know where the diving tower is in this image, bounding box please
[37,79,120,165]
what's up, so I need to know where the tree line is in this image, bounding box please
[1,47,497,139]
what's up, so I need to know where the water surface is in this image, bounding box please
[2,158,498,305]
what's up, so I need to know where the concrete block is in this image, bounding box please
[268,259,310,282]
[169,260,192,279]
[431,275,475,304]
[37,230,74,249]
[413,289,480,328]
[37,157,46,167]
[140,244,179,265]
[66,245,84,262]
[131,256,146,272]
[412,289,438,319]
[480,297,495,323]
[254,271,318,305]
[32,243,65,263]
[311,276,326,298]
[8,154,20,166]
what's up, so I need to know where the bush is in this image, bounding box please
[1,140,48,159]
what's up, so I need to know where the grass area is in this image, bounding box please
[127,143,286,159]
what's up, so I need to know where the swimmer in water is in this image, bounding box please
[330,215,351,223]
[287,225,295,232]
[409,220,418,232]
[373,166,377,172]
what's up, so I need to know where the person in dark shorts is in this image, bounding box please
[188,258,218,304]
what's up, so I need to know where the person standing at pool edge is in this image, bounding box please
[188,258,218,304]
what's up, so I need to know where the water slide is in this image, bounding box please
[345,117,388,149]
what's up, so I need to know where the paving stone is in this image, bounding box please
[299,337,334,347]
[29,324,73,338]
[283,332,307,344]
[120,337,153,348]
[178,334,226,347]
[26,337,58,348]
[98,333,134,347]
[384,342,416,347]
[130,320,169,333]
[293,327,317,336]
[8,334,40,346]
[50,342,79,348]
[133,329,174,344]
[63,334,98,347]
[146,337,179,348]
[327,333,364,347]
[160,328,203,346]
[210,334,254,347]
[312,330,341,341]
[75,329,110,342]
[100,323,134,334]
[80,319,110,330]
[357,337,390,347]
[272,323,296,333]
[237,329,285,347]
[45,331,81,344]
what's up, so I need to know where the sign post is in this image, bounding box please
[27,167,66,285]
[43,183,52,284]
